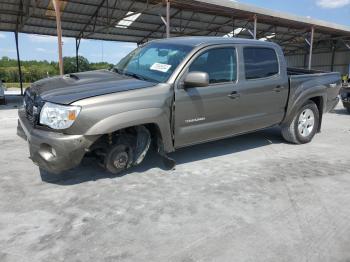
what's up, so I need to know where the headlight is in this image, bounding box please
[40,102,81,130]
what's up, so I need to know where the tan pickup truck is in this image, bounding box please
[17,37,341,175]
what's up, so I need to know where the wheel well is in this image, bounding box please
[89,123,162,153]
[309,96,323,132]
[309,97,323,113]
[143,123,163,147]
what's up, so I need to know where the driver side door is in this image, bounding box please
[174,46,239,148]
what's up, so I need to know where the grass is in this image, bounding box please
[4,83,31,89]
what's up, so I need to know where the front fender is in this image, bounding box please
[85,108,174,152]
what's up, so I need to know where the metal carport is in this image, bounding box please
[1,0,350,94]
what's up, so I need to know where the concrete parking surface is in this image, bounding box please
[1,96,350,262]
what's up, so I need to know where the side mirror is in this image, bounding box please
[183,71,209,88]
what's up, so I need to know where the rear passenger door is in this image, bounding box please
[232,46,289,132]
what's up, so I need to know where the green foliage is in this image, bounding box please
[63,56,90,74]
[0,56,113,83]
[3,82,31,89]
[90,61,113,71]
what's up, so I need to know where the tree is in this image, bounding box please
[90,62,113,70]
[0,55,112,83]
[63,56,90,74]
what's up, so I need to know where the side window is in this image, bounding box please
[243,47,279,80]
[189,48,237,84]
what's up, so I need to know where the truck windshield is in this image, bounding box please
[114,42,193,83]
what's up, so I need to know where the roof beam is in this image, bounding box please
[0,13,236,38]
[3,1,348,39]
[140,8,182,43]
[77,0,107,39]
[1,1,265,32]
[83,1,165,38]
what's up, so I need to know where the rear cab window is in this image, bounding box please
[243,47,279,80]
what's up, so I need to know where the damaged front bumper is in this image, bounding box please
[17,108,99,174]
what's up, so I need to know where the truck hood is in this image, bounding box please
[29,70,157,104]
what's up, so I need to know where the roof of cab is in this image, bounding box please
[150,36,278,48]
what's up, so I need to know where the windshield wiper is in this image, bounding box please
[124,71,158,82]
[124,72,144,80]
[113,68,123,74]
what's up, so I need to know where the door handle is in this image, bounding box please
[273,85,283,92]
[228,91,240,99]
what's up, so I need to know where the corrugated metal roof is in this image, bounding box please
[195,0,350,33]
[1,0,350,55]
[151,36,281,47]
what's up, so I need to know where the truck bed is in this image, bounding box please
[287,67,326,75]
[285,67,341,117]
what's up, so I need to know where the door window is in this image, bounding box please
[189,48,237,84]
[243,47,279,79]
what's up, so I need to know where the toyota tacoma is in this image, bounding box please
[17,37,341,174]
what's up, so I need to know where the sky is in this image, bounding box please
[0,0,349,65]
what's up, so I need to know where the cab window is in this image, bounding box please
[243,47,279,79]
[189,48,237,84]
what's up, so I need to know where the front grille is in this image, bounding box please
[24,90,42,126]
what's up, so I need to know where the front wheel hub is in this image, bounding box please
[113,151,129,169]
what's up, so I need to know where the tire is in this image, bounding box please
[281,101,319,144]
[104,143,134,175]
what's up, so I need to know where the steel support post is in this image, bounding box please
[166,0,170,38]
[253,14,257,39]
[331,44,336,71]
[303,52,308,69]
[75,38,81,72]
[232,19,235,37]
[14,31,23,95]
[308,26,314,70]
[53,0,64,75]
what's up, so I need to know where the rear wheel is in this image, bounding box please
[281,101,319,144]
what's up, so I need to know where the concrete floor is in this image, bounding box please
[1,96,350,262]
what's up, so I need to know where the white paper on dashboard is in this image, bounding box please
[150,62,172,73]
